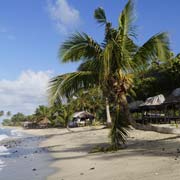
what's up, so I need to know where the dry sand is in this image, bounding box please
[20,126,180,180]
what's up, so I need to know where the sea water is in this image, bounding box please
[0,127,23,171]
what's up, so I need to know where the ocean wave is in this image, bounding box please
[10,129,22,137]
[0,160,6,171]
[0,146,10,156]
[0,134,9,141]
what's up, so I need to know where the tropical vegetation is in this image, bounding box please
[48,0,170,148]
[2,89,104,127]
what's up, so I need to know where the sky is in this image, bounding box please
[0,0,180,117]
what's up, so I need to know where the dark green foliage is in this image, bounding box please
[2,119,13,126]
[10,113,26,126]
[134,53,180,100]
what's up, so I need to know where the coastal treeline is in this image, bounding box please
[2,88,105,127]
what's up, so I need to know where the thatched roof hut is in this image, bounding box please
[37,117,51,128]
[23,121,37,129]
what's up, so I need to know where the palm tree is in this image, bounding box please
[49,0,170,148]
[6,111,11,117]
[57,105,73,129]
[35,105,51,125]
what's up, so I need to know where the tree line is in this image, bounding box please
[2,88,105,127]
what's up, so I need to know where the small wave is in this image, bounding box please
[0,134,9,141]
[10,129,22,137]
[0,160,6,171]
[0,146,10,156]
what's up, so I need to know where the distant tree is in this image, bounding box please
[11,113,26,126]
[2,119,12,126]
[6,111,11,117]
[56,104,73,128]
[34,105,51,123]
[0,111,4,117]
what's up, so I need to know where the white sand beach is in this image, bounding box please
[18,126,180,180]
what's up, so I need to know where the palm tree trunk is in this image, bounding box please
[110,94,130,148]
[106,98,112,126]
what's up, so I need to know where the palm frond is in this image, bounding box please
[110,108,130,147]
[77,58,101,72]
[94,7,107,25]
[103,42,113,79]
[48,71,98,104]
[118,0,136,38]
[133,32,170,66]
[60,32,102,62]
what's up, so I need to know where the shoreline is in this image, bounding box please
[3,125,180,180]
[0,127,55,180]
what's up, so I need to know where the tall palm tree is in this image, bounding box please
[49,0,170,148]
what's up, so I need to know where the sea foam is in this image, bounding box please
[0,134,9,141]
[10,129,22,137]
[0,146,10,156]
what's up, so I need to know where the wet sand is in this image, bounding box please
[0,132,54,180]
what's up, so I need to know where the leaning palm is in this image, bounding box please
[49,0,170,148]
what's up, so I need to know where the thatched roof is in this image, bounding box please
[72,111,94,119]
[140,94,165,107]
[38,117,51,124]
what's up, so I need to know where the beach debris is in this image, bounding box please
[32,168,37,171]
[80,173,84,175]
[12,150,18,153]
[89,167,95,170]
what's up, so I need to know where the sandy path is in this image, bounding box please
[19,127,180,180]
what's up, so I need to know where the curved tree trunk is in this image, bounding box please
[106,98,112,127]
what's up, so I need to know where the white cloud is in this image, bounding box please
[47,0,81,34]
[0,70,52,116]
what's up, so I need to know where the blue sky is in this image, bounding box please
[0,0,180,116]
